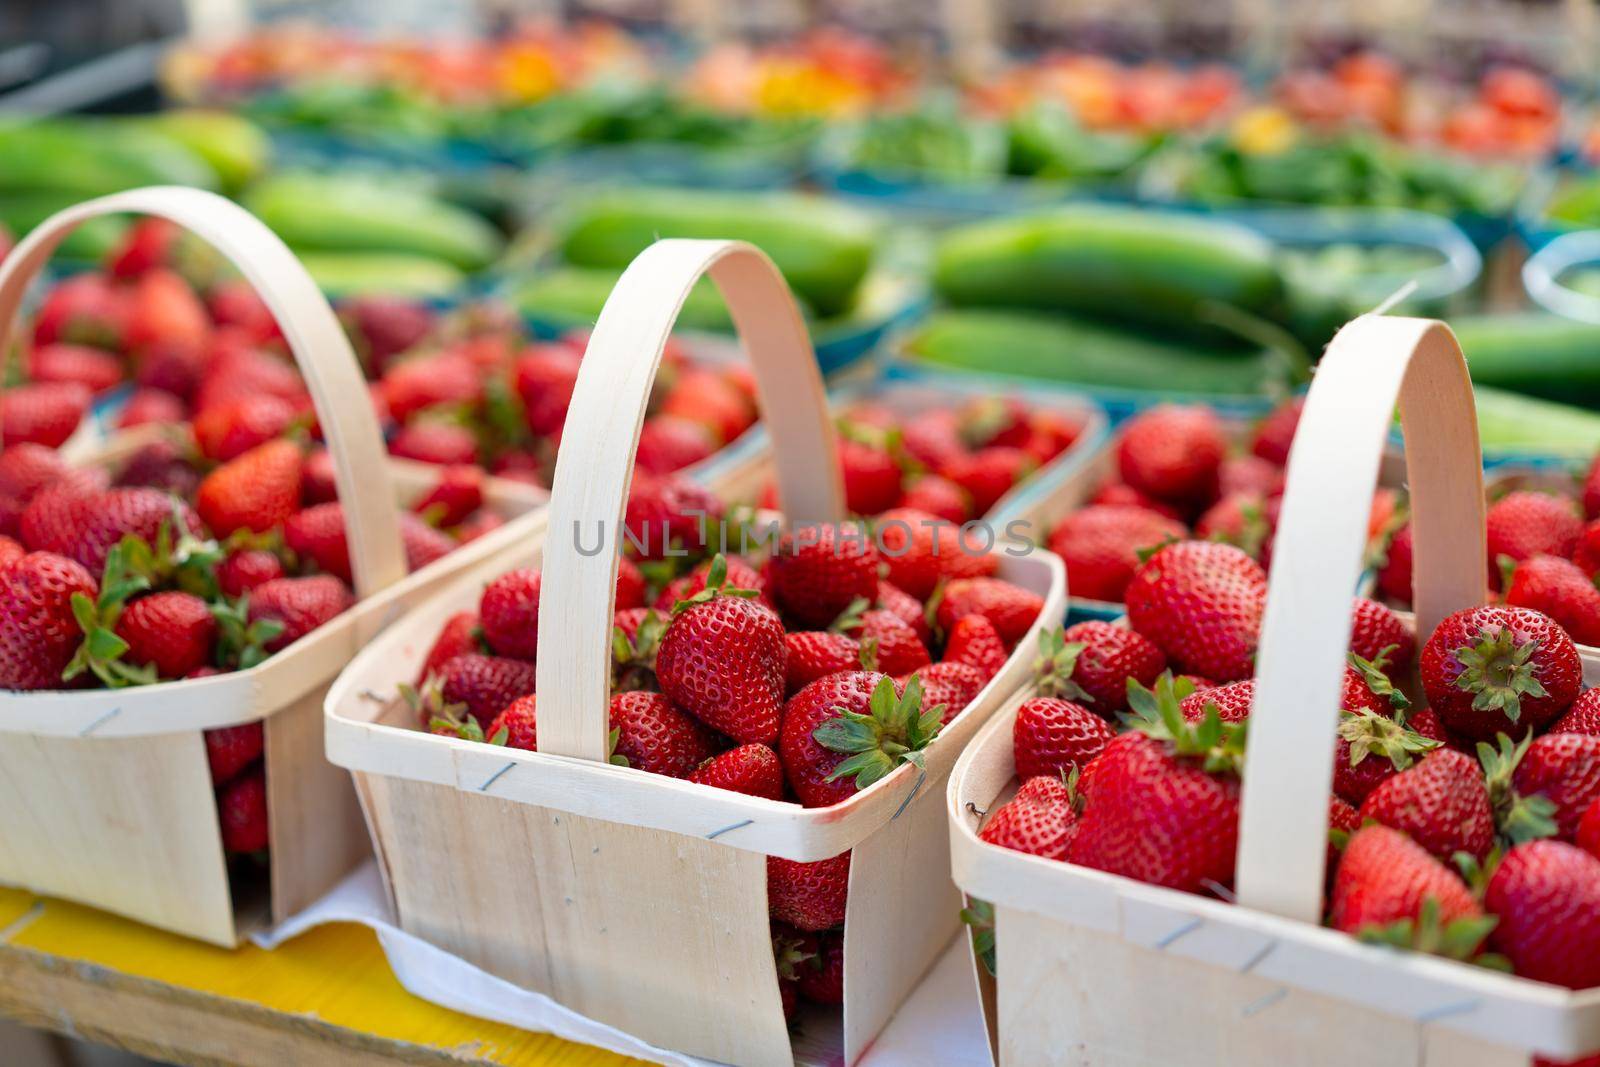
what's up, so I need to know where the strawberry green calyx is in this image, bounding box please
[1125,673,1244,776]
[1338,707,1438,772]
[1032,627,1091,703]
[1354,896,1505,969]
[63,540,156,688]
[122,516,225,601]
[1133,534,1182,566]
[960,898,997,977]
[1450,627,1547,723]
[814,675,945,790]
[612,610,666,692]
[671,554,759,614]
[211,596,284,671]
[1479,733,1560,845]
[857,637,880,672]
[1348,648,1411,711]
[828,597,872,635]
[772,927,817,982]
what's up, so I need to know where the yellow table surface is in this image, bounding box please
[0,886,640,1066]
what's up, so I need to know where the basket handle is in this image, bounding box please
[534,239,845,763]
[0,186,408,601]
[1235,315,1486,923]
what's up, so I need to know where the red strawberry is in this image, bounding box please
[1125,541,1267,683]
[1180,677,1255,724]
[1,381,90,448]
[899,474,970,523]
[284,504,354,583]
[109,217,181,278]
[1218,455,1285,499]
[247,575,353,652]
[1420,605,1581,741]
[194,340,304,413]
[486,694,538,750]
[1359,749,1494,861]
[1327,795,1361,874]
[390,422,479,465]
[217,549,284,598]
[0,536,22,570]
[837,438,903,515]
[636,416,716,475]
[0,443,68,503]
[689,743,785,800]
[439,653,538,729]
[1584,453,1600,520]
[1486,492,1583,578]
[900,409,966,471]
[117,387,186,429]
[653,556,764,612]
[875,507,996,600]
[794,929,844,1004]
[196,438,304,537]
[623,474,723,561]
[1333,706,1442,806]
[479,568,541,661]
[512,344,581,436]
[382,351,480,423]
[410,465,484,528]
[32,272,127,349]
[1195,492,1272,559]
[24,487,200,576]
[944,615,1008,681]
[1250,397,1302,465]
[898,661,987,724]
[1484,840,1600,988]
[419,611,481,683]
[0,551,97,689]
[113,439,197,499]
[123,269,210,356]
[1087,481,1185,520]
[785,631,865,694]
[208,280,281,346]
[1013,696,1116,781]
[660,368,755,445]
[875,581,931,646]
[339,296,435,373]
[301,449,342,505]
[1040,621,1167,715]
[28,343,122,394]
[833,602,929,677]
[192,395,297,462]
[1553,690,1600,736]
[1505,555,1600,646]
[1580,798,1600,859]
[401,513,454,572]
[934,577,1044,645]
[767,852,849,931]
[1377,522,1414,605]
[1116,404,1225,507]
[657,560,787,744]
[115,591,217,679]
[1048,505,1188,603]
[979,774,1079,860]
[943,446,1034,515]
[1574,519,1600,578]
[769,523,880,629]
[204,722,264,786]
[1349,597,1414,673]
[1507,732,1600,842]
[218,768,270,854]
[1329,825,1483,940]
[779,672,943,808]
[609,691,718,778]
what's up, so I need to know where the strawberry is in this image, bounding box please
[1039,622,1167,714]
[247,575,353,652]
[0,551,97,689]
[1484,840,1600,988]
[875,508,997,600]
[401,513,454,572]
[123,269,211,356]
[1047,505,1187,603]
[382,351,481,423]
[656,557,786,744]
[636,416,717,475]
[767,852,849,931]
[837,438,903,515]
[0,536,22,570]
[192,395,297,462]
[774,933,803,1021]
[944,615,1008,681]
[898,474,969,524]
[942,446,1034,515]
[28,343,123,394]
[339,296,434,373]
[0,443,68,503]
[769,522,880,629]
[109,217,181,278]
[785,631,866,694]
[898,661,987,724]
[207,280,281,346]
[900,409,966,471]
[1067,676,1244,894]
[1377,522,1414,604]
[479,568,542,661]
[609,691,718,778]
[284,504,354,583]
[1087,482,1185,521]
[204,722,264,786]
[1505,555,1600,646]
[419,611,481,683]
[1333,705,1442,806]
[1420,605,1581,741]
[390,422,480,465]
[217,549,284,598]
[979,774,1079,860]
[512,344,581,436]
[24,487,200,576]
[933,577,1044,645]
[875,581,931,646]
[654,556,765,612]
[660,368,755,445]
[1574,520,1600,578]
[486,694,538,750]
[1126,540,1267,683]
[1580,798,1600,860]
[1486,492,1583,578]
[1359,749,1495,861]
[410,465,484,528]
[1349,597,1414,673]
[780,672,941,808]
[32,272,127,349]
[1012,696,1116,781]
[1329,826,1486,954]
[439,653,537,729]
[115,591,218,679]
[1584,452,1600,520]
[1,381,90,448]
[194,342,304,413]
[1179,677,1255,724]
[832,600,930,677]
[689,743,785,800]
[623,474,723,561]
[196,438,303,537]
[794,929,844,1004]
[1195,492,1273,560]
[1250,397,1302,466]
[113,439,198,499]
[1553,690,1600,736]
[1504,732,1600,842]
[1115,404,1225,507]
[218,768,270,854]
[1217,455,1285,499]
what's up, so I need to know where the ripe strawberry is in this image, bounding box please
[339,295,434,373]
[1218,455,1285,499]
[410,465,484,528]
[636,416,716,475]
[660,368,755,445]
[218,768,270,854]
[109,217,181,278]
[401,513,454,572]
[657,559,787,744]
[1047,505,1186,603]
[192,395,297,462]
[1124,541,1267,682]
[217,549,285,598]
[24,487,199,576]
[124,269,211,355]
[247,575,353,652]
[623,474,723,561]
[0,443,68,503]
[419,611,481,683]
[1329,825,1483,941]
[785,631,865,694]
[0,536,22,570]
[875,507,997,600]
[1484,840,1600,988]
[1250,397,1302,466]
[1359,749,1494,861]
[204,722,264,786]
[833,601,929,677]
[32,272,127,349]
[875,581,931,646]
[1553,690,1600,736]
[837,438,903,515]
[609,691,718,778]
[934,577,1044,646]
[28,343,123,394]
[1087,481,1185,521]
[1486,492,1582,577]
[1040,622,1167,714]
[900,409,966,471]
[479,568,542,661]
[1574,520,1600,578]
[1377,522,1414,605]
[284,503,354,583]
[439,653,538,729]
[1505,555,1600,646]
[1507,732,1600,842]
[1195,492,1273,560]
[654,556,765,612]
[1584,453,1600,519]
[1420,605,1581,741]
[1349,597,1414,673]
[382,351,480,423]
[943,446,1034,515]
[944,615,1008,681]
[794,929,844,1005]
[113,439,197,499]
[1067,677,1244,893]
[116,387,186,430]
[512,344,580,436]
[1180,677,1255,724]
[0,551,97,689]
[1116,404,1225,507]
[767,852,849,931]
[1,381,90,448]
[1013,696,1116,781]
[196,438,303,537]
[1580,798,1600,860]
[898,474,969,524]
[979,774,1079,860]
[1333,705,1442,806]
[689,743,785,800]
[115,591,217,679]
[486,694,538,750]
[769,523,880,629]
[898,661,987,724]
[194,341,304,413]
[780,672,942,808]
[207,280,281,346]
[390,422,479,465]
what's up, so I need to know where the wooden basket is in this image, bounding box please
[325,238,1066,1066]
[947,314,1600,1066]
[0,187,549,947]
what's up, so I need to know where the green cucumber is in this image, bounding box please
[141,111,271,193]
[557,188,878,318]
[1475,386,1600,458]
[243,172,503,271]
[297,252,466,300]
[904,308,1290,398]
[931,205,1282,343]
[0,192,128,260]
[0,120,219,196]
[1452,313,1600,407]
[511,267,736,333]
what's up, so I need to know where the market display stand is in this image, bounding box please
[0,887,636,1067]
